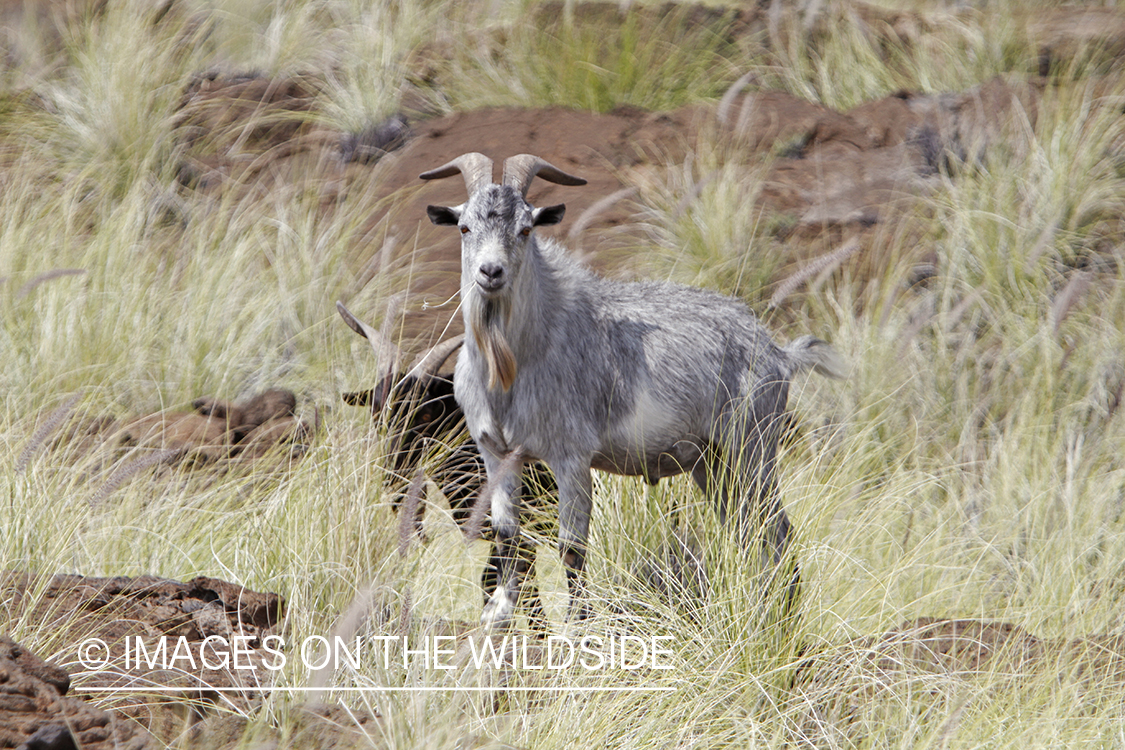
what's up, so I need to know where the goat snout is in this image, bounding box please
[477,262,506,292]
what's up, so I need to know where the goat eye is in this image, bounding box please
[460,226,470,235]
[519,227,531,237]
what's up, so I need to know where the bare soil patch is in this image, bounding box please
[0,635,153,750]
[1,573,390,748]
[168,69,1047,348]
[2,572,281,747]
[19,388,316,505]
[5,0,1097,349]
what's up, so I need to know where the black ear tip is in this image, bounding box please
[426,205,460,226]
[533,203,567,227]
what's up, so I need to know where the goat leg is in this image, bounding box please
[556,458,594,622]
[481,532,547,630]
[479,447,525,630]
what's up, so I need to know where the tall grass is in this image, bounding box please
[629,142,783,301]
[763,0,1032,110]
[3,0,1125,748]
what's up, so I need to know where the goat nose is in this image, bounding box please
[479,263,504,283]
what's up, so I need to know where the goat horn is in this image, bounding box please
[502,154,587,197]
[336,300,402,377]
[410,334,465,381]
[419,152,495,195]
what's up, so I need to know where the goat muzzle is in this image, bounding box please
[477,262,506,294]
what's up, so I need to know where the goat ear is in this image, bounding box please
[427,205,462,226]
[532,204,566,226]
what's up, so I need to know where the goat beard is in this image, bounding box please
[467,292,517,392]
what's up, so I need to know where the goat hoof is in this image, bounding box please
[481,591,516,631]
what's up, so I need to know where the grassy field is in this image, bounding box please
[3,0,1125,747]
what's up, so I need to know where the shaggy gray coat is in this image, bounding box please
[427,174,840,627]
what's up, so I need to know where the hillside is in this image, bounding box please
[2,1,1125,747]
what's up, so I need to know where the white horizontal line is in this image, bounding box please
[74,685,675,693]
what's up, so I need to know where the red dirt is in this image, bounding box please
[0,635,153,750]
[347,77,1041,344]
[1,573,388,748]
[24,388,315,503]
[1,572,282,748]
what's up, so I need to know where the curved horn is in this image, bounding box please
[502,154,587,197]
[409,334,465,381]
[336,300,402,377]
[419,152,495,195]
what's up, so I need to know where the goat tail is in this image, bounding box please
[783,336,847,380]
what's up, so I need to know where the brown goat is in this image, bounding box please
[338,301,554,628]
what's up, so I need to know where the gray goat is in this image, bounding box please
[421,152,843,628]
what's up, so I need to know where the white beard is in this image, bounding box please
[466,290,517,392]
